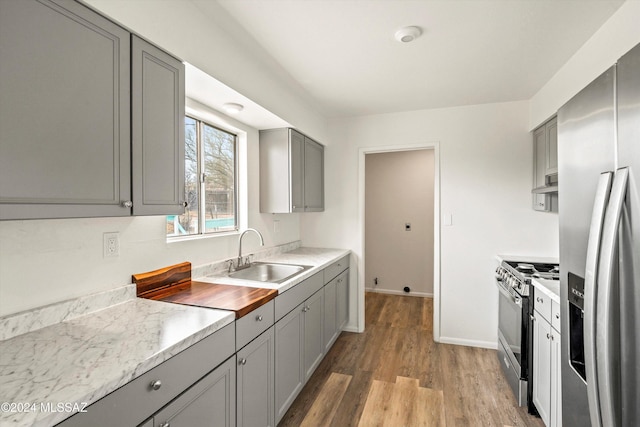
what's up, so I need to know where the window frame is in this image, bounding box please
[168,115,239,238]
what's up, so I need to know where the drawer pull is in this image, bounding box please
[159,422,170,427]
[503,356,510,369]
[537,297,543,303]
[256,314,263,322]
[302,306,309,312]
[239,358,247,366]
[546,333,551,339]
[150,380,162,391]
[555,313,560,319]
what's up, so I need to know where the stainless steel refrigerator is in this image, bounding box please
[557,42,640,427]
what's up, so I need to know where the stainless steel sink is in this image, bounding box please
[228,262,311,283]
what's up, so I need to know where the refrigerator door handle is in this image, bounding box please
[584,171,613,427]
[596,167,629,427]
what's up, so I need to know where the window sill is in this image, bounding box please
[167,230,240,244]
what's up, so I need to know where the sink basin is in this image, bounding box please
[228,262,311,284]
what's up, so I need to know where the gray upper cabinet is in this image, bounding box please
[131,35,185,216]
[0,0,185,220]
[0,0,131,220]
[532,116,558,211]
[259,128,324,213]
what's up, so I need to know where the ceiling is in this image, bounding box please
[197,0,624,118]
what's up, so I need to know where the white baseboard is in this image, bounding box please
[437,336,498,350]
[365,288,433,298]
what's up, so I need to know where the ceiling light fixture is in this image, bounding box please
[222,102,244,114]
[394,26,422,43]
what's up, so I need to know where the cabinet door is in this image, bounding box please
[290,129,305,212]
[275,303,305,423]
[533,312,552,426]
[131,35,185,216]
[323,279,338,353]
[303,138,324,211]
[304,290,324,381]
[153,356,236,427]
[0,0,131,219]
[545,117,558,176]
[337,270,349,331]
[237,327,275,427]
[532,125,549,211]
[550,329,562,427]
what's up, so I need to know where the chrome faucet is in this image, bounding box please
[235,228,264,271]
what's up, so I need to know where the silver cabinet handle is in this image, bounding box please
[121,200,133,208]
[159,422,170,427]
[551,334,555,341]
[536,297,543,303]
[182,201,188,207]
[546,333,550,339]
[555,313,560,319]
[150,380,162,391]
[256,315,263,322]
[239,358,247,366]
[302,306,309,312]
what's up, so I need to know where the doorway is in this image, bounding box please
[357,143,440,340]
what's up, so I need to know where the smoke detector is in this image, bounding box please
[394,26,422,43]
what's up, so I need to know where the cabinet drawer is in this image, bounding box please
[323,255,349,284]
[236,300,275,350]
[275,272,323,321]
[534,290,552,323]
[551,300,561,332]
[57,323,235,427]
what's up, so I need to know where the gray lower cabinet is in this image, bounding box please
[275,301,305,424]
[324,268,349,352]
[147,356,236,427]
[337,271,349,331]
[303,289,324,381]
[0,0,185,220]
[237,326,275,427]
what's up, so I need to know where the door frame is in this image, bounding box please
[357,142,441,341]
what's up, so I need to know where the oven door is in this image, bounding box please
[497,280,524,376]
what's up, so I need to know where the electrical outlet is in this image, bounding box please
[103,232,120,257]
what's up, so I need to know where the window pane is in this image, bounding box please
[202,123,236,233]
[167,116,199,236]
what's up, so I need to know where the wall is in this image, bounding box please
[301,100,559,347]
[0,105,300,317]
[365,150,434,296]
[530,1,640,129]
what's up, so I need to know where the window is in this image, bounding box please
[167,116,238,237]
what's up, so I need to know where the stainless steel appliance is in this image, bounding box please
[495,260,559,409]
[557,42,640,427]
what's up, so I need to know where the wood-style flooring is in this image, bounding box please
[278,292,544,427]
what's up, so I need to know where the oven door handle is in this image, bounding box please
[496,281,522,307]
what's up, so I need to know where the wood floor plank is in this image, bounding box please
[300,373,352,427]
[279,292,544,427]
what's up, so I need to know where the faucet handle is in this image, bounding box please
[227,259,235,272]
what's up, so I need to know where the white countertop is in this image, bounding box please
[196,247,351,293]
[0,299,234,427]
[531,277,560,303]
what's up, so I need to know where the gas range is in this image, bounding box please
[496,260,559,297]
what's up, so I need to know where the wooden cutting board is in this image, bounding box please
[133,262,277,319]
